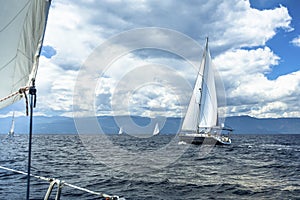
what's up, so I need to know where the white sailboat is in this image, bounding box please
[8,112,15,137]
[153,123,160,136]
[118,126,124,135]
[179,38,232,145]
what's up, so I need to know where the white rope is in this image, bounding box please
[64,182,115,198]
[0,87,28,103]
[0,165,124,200]
[0,165,50,182]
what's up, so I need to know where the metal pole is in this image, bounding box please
[26,80,36,200]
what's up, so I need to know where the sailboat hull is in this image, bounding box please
[8,132,14,137]
[179,133,231,145]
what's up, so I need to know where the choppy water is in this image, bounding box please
[0,134,299,199]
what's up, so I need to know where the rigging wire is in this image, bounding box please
[26,79,36,200]
[0,165,124,200]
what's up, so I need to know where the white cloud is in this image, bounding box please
[214,47,300,117]
[31,0,297,118]
[44,1,104,69]
[291,36,300,47]
[127,84,184,117]
[211,3,292,49]
[92,54,193,117]
[36,56,77,116]
[78,0,292,52]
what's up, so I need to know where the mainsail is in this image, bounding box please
[0,1,51,199]
[181,39,218,132]
[198,42,218,128]
[0,1,126,199]
[0,0,51,109]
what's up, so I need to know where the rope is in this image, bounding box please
[64,182,120,199]
[0,87,28,103]
[0,87,30,115]
[0,165,124,200]
[0,165,50,182]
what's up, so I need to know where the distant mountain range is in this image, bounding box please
[0,115,299,134]
[225,116,300,134]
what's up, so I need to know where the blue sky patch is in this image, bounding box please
[250,0,300,80]
[41,45,57,58]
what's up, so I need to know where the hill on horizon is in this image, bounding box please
[0,115,299,134]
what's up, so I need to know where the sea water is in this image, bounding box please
[0,134,299,199]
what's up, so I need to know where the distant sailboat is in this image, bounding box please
[8,112,15,137]
[118,126,124,135]
[153,123,160,136]
[179,38,232,145]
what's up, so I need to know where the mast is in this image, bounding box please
[197,37,208,133]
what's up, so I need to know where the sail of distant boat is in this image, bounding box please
[153,123,160,136]
[118,126,123,135]
[8,112,15,137]
[180,38,232,145]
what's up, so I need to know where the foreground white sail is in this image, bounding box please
[179,38,232,145]
[0,0,51,109]
[0,1,124,199]
[0,1,52,199]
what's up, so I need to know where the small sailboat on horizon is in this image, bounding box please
[179,38,232,145]
[153,123,160,136]
[7,112,15,137]
[118,126,124,135]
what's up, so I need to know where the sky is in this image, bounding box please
[1,0,300,119]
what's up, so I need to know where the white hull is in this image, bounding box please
[8,131,14,137]
[179,133,231,145]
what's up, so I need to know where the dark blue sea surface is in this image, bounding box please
[0,134,299,199]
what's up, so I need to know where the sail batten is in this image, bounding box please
[0,0,51,109]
